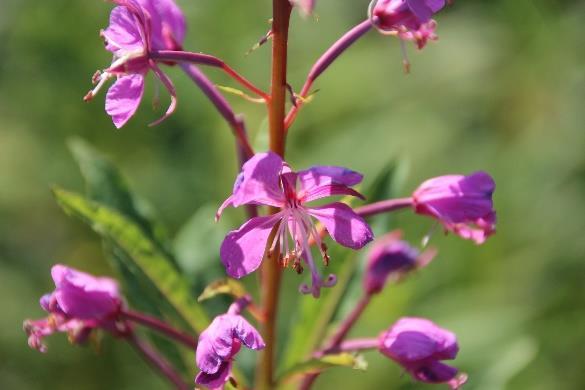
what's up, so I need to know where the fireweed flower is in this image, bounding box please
[413,171,496,244]
[84,0,186,128]
[217,152,373,297]
[380,317,467,389]
[24,264,123,352]
[370,0,446,49]
[364,231,436,295]
[195,298,265,388]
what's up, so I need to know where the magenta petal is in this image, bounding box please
[196,316,234,374]
[381,317,458,362]
[138,0,186,50]
[302,184,365,203]
[195,361,231,388]
[407,0,434,22]
[298,166,363,194]
[220,214,280,279]
[308,203,373,249]
[232,316,265,350]
[105,74,145,128]
[425,0,446,13]
[230,152,286,208]
[412,361,459,384]
[102,6,144,54]
[51,265,120,320]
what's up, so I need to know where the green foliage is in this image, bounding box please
[277,353,367,385]
[53,188,209,333]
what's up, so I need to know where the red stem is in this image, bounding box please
[151,50,269,100]
[127,332,190,390]
[256,1,292,389]
[121,310,198,349]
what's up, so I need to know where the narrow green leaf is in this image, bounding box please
[53,187,209,333]
[277,353,367,384]
[198,278,247,302]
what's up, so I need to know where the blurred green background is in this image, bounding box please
[1,0,584,389]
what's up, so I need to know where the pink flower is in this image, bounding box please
[412,172,496,244]
[23,265,123,352]
[195,298,264,388]
[218,152,373,297]
[380,317,467,389]
[364,231,436,295]
[85,0,186,128]
[370,0,445,49]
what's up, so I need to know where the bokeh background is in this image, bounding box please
[1,0,584,389]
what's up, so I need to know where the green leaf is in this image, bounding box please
[67,137,172,251]
[173,204,227,282]
[53,187,209,333]
[197,278,248,302]
[68,138,191,369]
[277,353,367,384]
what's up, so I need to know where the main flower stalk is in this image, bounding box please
[257,1,293,389]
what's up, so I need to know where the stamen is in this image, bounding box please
[399,39,411,74]
[84,72,112,102]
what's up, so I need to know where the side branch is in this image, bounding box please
[180,63,254,159]
[285,19,373,131]
[151,50,269,100]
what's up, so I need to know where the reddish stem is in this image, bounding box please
[127,332,190,390]
[285,20,373,131]
[151,50,269,100]
[121,310,198,349]
[256,1,292,389]
[356,197,413,218]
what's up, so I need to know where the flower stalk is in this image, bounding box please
[126,332,190,390]
[256,1,293,389]
[121,310,198,349]
[285,19,373,130]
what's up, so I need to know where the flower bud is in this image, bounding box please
[413,171,496,244]
[364,232,435,295]
[379,317,467,389]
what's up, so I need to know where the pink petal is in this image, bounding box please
[196,316,234,374]
[381,317,458,362]
[195,361,231,388]
[232,316,265,350]
[102,6,144,54]
[138,0,186,50]
[297,166,363,195]
[407,0,434,22]
[412,361,459,384]
[308,203,373,250]
[230,152,286,209]
[51,265,120,320]
[220,214,280,279]
[302,184,365,203]
[105,74,145,128]
[425,0,446,13]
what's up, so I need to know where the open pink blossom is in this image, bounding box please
[195,298,264,388]
[85,0,186,128]
[412,171,496,244]
[218,152,373,297]
[23,264,123,352]
[380,317,467,389]
[370,0,445,49]
[364,231,436,295]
